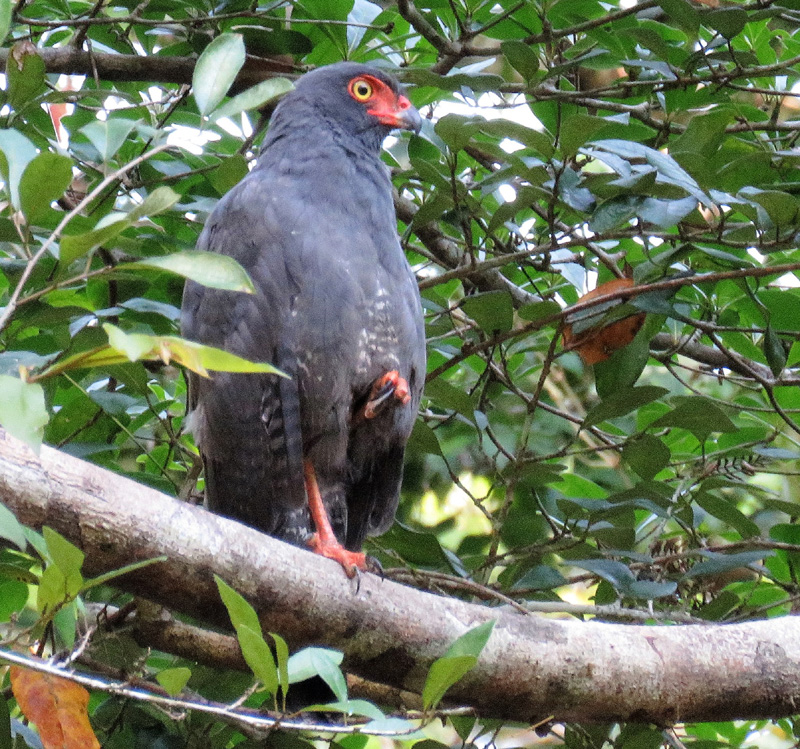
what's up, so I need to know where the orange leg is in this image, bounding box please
[359,370,411,421]
[304,460,369,578]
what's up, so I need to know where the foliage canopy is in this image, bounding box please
[1,0,800,746]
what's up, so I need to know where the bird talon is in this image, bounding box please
[359,370,411,421]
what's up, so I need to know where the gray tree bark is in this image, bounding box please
[0,427,798,725]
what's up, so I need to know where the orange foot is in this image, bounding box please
[361,370,411,420]
[304,460,373,578]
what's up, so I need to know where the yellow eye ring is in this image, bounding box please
[349,78,373,102]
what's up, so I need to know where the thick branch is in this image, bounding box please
[0,429,799,724]
[0,46,291,88]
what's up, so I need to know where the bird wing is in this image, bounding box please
[181,174,309,540]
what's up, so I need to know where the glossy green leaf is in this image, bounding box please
[128,185,181,220]
[193,33,246,117]
[210,77,294,122]
[120,250,255,293]
[307,647,348,703]
[0,375,48,452]
[271,631,290,702]
[38,325,284,380]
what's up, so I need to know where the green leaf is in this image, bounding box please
[424,379,476,422]
[0,502,26,551]
[684,550,773,579]
[590,139,711,208]
[648,396,737,443]
[19,152,73,223]
[738,187,799,227]
[210,77,293,122]
[501,40,539,81]
[583,386,669,427]
[764,324,787,377]
[119,250,255,293]
[215,574,261,634]
[422,620,494,709]
[128,186,181,221]
[0,375,48,452]
[271,632,290,700]
[658,0,699,34]
[407,420,443,457]
[288,647,344,684]
[461,291,513,333]
[705,8,747,39]
[0,0,11,46]
[0,579,26,623]
[80,118,138,162]
[621,434,670,480]
[308,647,348,703]
[193,33,246,117]
[37,327,283,379]
[422,655,476,710]
[82,556,167,591]
[59,214,131,264]
[695,492,760,538]
[0,129,38,209]
[238,624,279,695]
[156,667,192,697]
[43,526,84,578]
[560,115,609,156]
[6,42,46,110]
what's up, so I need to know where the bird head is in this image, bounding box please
[274,63,422,150]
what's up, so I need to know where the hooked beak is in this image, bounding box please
[369,93,422,134]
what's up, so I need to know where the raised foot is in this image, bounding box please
[361,370,411,420]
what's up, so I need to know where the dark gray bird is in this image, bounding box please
[181,63,425,575]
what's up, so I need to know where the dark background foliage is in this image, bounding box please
[1,0,800,746]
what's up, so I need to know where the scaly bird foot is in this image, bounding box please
[359,370,411,421]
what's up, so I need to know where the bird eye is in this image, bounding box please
[349,78,373,102]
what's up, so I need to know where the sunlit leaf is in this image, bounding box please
[0,376,48,452]
[193,33,246,117]
[119,250,255,293]
[210,78,293,122]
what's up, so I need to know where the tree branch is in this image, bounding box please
[0,46,293,89]
[1,428,799,724]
